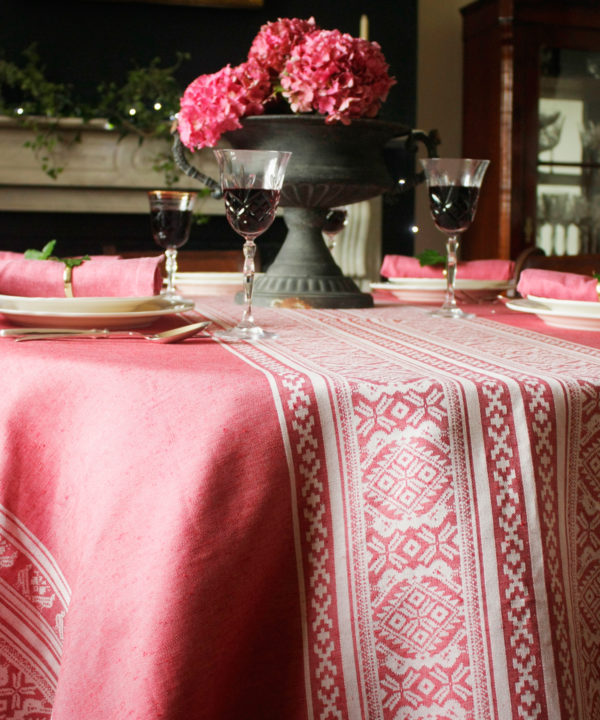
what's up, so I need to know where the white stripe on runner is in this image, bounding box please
[309,371,363,720]
[460,381,505,720]
[325,375,381,720]
[512,377,563,720]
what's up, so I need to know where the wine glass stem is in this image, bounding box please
[165,247,178,295]
[241,239,256,326]
[444,235,459,311]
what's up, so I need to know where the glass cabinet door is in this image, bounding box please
[537,48,600,255]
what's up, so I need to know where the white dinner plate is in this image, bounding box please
[175,272,261,296]
[0,294,195,329]
[527,295,600,316]
[371,278,510,304]
[0,294,185,314]
[505,297,600,331]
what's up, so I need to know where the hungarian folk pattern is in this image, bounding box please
[0,509,69,720]
[231,303,600,720]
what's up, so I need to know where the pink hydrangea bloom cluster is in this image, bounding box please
[178,17,396,150]
[178,61,271,149]
[248,16,319,76]
[281,30,395,124]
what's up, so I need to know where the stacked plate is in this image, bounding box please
[0,294,194,329]
[174,272,245,297]
[370,278,511,304]
[505,295,600,331]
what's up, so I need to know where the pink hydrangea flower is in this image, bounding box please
[280,30,396,124]
[178,60,271,150]
[177,17,396,149]
[248,16,319,76]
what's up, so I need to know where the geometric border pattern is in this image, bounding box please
[227,303,600,720]
[0,507,70,720]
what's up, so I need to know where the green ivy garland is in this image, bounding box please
[0,44,190,185]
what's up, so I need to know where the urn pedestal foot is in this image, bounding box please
[249,273,374,308]
[249,207,374,308]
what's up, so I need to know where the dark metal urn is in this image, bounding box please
[173,115,438,308]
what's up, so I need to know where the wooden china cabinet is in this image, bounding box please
[460,0,600,261]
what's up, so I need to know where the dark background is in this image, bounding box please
[0,0,419,266]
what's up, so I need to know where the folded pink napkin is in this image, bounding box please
[380,255,515,281]
[517,268,599,302]
[0,253,164,297]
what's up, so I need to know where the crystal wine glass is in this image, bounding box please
[148,190,197,299]
[213,149,291,341]
[420,158,490,318]
[322,206,348,250]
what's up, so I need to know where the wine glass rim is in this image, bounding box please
[419,157,490,184]
[420,157,490,164]
[213,149,292,158]
[148,189,198,198]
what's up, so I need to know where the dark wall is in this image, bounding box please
[0,0,418,261]
[0,1,416,123]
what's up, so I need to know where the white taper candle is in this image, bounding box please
[359,14,369,40]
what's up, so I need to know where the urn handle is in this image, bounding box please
[407,128,441,159]
[171,133,222,198]
[393,127,441,193]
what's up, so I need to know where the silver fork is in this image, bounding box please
[2,321,211,344]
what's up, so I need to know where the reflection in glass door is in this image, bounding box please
[537,48,600,254]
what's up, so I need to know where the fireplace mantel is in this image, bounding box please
[0,116,223,215]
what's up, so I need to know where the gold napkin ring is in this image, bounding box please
[63,266,74,298]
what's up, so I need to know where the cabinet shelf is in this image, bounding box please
[540,76,600,103]
[537,173,585,187]
[537,162,600,189]
[536,161,600,170]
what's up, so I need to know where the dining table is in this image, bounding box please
[0,290,598,720]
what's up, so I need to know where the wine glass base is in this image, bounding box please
[214,325,277,342]
[161,288,188,303]
[430,306,474,319]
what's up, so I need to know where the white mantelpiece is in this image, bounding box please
[0,116,223,214]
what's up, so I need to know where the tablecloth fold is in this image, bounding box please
[380,255,515,280]
[0,252,164,297]
[517,267,599,302]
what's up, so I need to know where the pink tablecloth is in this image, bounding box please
[0,297,598,719]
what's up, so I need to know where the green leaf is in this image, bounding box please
[416,249,446,267]
[63,255,90,268]
[24,241,90,268]
[24,239,56,259]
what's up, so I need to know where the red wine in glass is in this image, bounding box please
[420,158,489,319]
[428,186,481,233]
[150,208,194,249]
[223,188,281,238]
[323,208,348,235]
[148,190,197,299]
[323,207,348,249]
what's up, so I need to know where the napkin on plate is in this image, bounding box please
[516,268,599,302]
[380,255,515,281]
[0,252,165,297]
